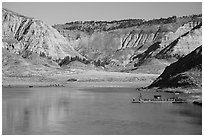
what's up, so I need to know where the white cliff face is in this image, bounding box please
[161,21,201,48]
[2,8,81,60]
[156,22,202,58]
[54,15,202,67]
[60,25,161,66]
[120,31,156,49]
[171,27,202,56]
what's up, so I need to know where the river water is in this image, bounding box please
[2,87,202,135]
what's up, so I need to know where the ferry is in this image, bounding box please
[132,93,186,103]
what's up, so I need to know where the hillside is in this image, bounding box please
[2,8,202,75]
[2,8,82,61]
[148,46,202,88]
[1,8,202,92]
[53,15,201,33]
[53,14,202,72]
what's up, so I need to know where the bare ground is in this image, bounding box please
[2,69,158,88]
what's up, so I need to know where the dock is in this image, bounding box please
[132,94,186,103]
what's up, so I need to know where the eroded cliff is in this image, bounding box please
[54,15,202,73]
[2,8,81,60]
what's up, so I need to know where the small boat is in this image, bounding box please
[132,93,186,103]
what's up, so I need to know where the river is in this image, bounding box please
[2,87,202,135]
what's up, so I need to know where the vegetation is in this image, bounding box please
[53,18,144,34]
[53,14,202,33]
[59,56,90,66]
[92,59,110,67]
[58,55,110,68]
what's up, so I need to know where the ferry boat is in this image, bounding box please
[132,93,186,103]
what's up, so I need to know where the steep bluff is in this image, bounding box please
[54,16,202,71]
[2,8,201,73]
[133,22,202,65]
[2,8,81,60]
[149,46,202,88]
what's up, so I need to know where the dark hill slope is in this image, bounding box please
[148,46,202,88]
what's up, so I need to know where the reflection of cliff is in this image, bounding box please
[2,89,71,134]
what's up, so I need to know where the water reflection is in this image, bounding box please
[168,104,202,126]
[3,88,72,134]
[2,87,202,135]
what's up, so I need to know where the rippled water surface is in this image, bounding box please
[2,87,202,135]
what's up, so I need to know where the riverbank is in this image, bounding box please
[3,82,202,106]
[136,87,202,105]
[2,70,201,105]
[2,70,158,88]
[2,81,146,89]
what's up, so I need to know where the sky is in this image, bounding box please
[2,2,202,25]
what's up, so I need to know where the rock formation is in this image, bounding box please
[2,8,202,75]
[2,8,81,60]
[53,15,202,72]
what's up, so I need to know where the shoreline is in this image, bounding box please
[2,70,201,106]
[2,81,202,106]
[2,70,158,89]
[2,81,148,89]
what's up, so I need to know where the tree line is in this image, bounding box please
[53,14,202,34]
[58,56,110,67]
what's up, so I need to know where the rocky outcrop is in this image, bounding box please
[54,15,202,69]
[156,22,202,58]
[2,8,81,60]
[3,8,201,73]
[148,46,202,88]
[133,22,202,65]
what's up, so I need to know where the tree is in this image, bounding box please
[59,56,71,66]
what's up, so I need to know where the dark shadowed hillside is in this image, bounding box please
[148,46,202,88]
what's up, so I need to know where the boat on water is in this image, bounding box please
[132,93,186,103]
